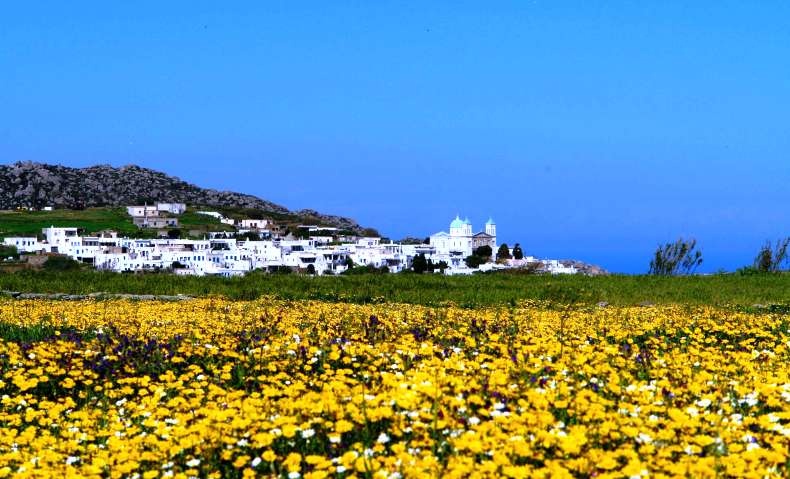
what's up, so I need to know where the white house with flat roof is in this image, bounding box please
[156,203,186,215]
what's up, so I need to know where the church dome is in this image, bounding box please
[486,217,495,225]
[449,216,464,229]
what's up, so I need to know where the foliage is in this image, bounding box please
[648,238,703,276]
[497,243,510,260]
[429,260,448,274]
[512,243,524,260]
[342,264,389,275]
[412,253,428,274]
[464,254,484,268]
[754,238,790,273]
[473,245,492,259]
[0,244,19,260]
[42,255,82,271]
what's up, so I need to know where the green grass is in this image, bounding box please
[0,207,233,238]
[1,269,789,308]
[0,207,139,237]
[175,211,235,234]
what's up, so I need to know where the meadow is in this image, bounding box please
[0,297,789,477]
[1,269,790,309]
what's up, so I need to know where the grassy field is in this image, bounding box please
[1,269,789,308]
[0,207,231,238]
[0,207,140,237]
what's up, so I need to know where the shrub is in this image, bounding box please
[753,238,790,273]
[464,255,484,268]
[43,255,82,271]
[474,245,493,259]
[648,238,703,276]
[412,254,428,274]
[0,245,19,260]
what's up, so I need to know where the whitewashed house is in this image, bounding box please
[2,237,46,253]
[133,216,178,228]
[126,205,158,217]
[156,203,187,215]
[42,227,80,254]
[238,219,269,230]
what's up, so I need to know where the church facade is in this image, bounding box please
[429,216,497,266]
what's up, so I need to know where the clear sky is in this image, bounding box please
[2,1,789,273]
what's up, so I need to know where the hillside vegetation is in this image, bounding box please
[0,207,233,238]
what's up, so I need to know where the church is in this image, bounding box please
[429,215,497,264]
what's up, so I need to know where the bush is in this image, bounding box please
[648,238,703,276]
[412,254,428,274]
[43,255,82,271]
[753,238,789,273]
[474,245,492,259]
[464,255,484,268]
[0,245,19,260]
[342,264,389,275]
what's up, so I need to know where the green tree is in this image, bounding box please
[412,253,428,274]
[464,255,484,268]
[497,243,510,260]
[0,245,19,260]
[754,238,790,273]
[649,238,703,275]
[43,255,81,271]
[512,243,524,260]
[474,245,493,259]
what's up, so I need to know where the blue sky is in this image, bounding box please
[2,1,789,272]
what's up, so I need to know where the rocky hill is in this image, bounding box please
[557,260,608,276]
[0,162,375,234]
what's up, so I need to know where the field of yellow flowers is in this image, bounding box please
[0,298,789,478]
